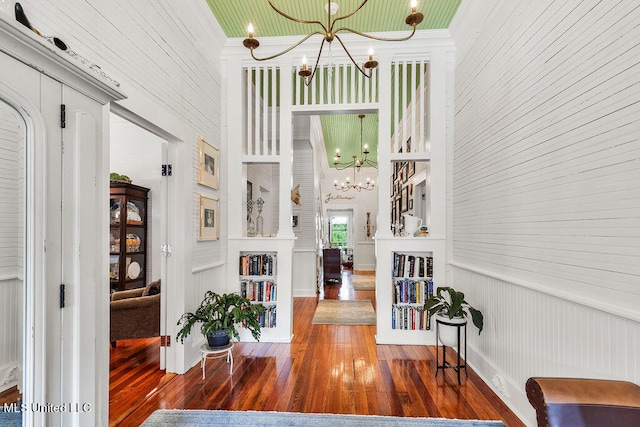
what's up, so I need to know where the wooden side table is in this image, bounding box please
[200,342,234,378]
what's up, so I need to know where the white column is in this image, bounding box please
[226,57,244,238]
[277,59,294,238]
[376,55,393,238]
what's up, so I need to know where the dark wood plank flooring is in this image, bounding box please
[109,270,524,426]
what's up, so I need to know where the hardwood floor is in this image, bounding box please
[109,270,524,426]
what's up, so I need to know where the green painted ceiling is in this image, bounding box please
[321,113,378,170]
[205,1,461,168]
[206,0,461,38]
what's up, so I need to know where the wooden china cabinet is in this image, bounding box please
[109,182,150,292]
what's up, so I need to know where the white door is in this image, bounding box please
[59,84,107,426]
[0,59,65,426]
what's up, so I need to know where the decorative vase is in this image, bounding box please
[255,213,263,237]
[436,314,466,348]
[207,330,230,347]
[247,216,256,237]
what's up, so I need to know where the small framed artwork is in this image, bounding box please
[199,194,219,240]
[401,186,409,212]
[409,199,414,210]
[408,161,415,177]
[402,163,409,182]
[198,136,219,189]
[292,215,300,230]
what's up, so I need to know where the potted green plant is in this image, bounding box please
[176,291,265,347]
[424,286,484,346]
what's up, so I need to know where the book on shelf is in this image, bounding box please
[391,305,431,331]
[393,253,433,278]
[393,279,433,304]
[256,305,277,328]
[240,280,277,303]
[239,253,276,276]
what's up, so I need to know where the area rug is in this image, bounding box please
[351,276,375,291]
[141,410,506,426]
[311,299,376,325]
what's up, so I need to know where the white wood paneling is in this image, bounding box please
[0,278,22,394]
[0,103,24,277]
[450,0,640,424]
[292,139,315,250]
[451,0,640,318]
[453,266,640,425]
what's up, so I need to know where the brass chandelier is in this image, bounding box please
[243,0,424,85]
[333,114,376,192]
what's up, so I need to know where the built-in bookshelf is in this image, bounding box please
[239,252,277,329]
[392,252,434,331]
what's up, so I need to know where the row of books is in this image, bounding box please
[393,253,433,278]
[239,253,275,276]
[394,279,433,304]
[391,305,431,330]
[257,305,277,328]
[241,280,277,302]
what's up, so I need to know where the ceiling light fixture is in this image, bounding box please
[243,0,424,86]
[333,114,376,192]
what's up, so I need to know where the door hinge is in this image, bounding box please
[60,104,66,128]
[161,244,172,257]
[161,164,172,176]
[160,336,171,347]
[60,283,65,308]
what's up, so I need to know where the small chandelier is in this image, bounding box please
[243,0,424,86]
[333,114,376,192]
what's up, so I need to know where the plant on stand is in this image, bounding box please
[176,291,265,347]
[424,287,483,346]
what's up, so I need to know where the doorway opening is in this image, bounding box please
[107,109,174,420]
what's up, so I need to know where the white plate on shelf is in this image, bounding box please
[127,261,141,280]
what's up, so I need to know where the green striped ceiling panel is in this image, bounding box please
[207,0,462,38]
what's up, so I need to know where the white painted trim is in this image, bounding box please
[192,262,226,274]
[450,261,640,323]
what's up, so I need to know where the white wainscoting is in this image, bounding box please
[184,263,226,370]
[0,278,22,394]
[453,265,640,426]
[355,242,375,271]
[293,250,317,297]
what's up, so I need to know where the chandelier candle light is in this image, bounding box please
[243,0,424,85]
[333,114,376,192]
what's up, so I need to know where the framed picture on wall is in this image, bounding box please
[199,194,219,240]
[409,199,414,210]
[408,161,415,177]
[402,163,409,183]
[198,136,219,189]
[401,186,409,212]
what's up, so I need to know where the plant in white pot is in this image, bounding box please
[176,291,265,347]
[424,286,484,347]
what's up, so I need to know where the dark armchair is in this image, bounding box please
[526,377,640,427]
[110,280,160,345]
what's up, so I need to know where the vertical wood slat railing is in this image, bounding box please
[292,64,379,107]
[244,66,281,157]
[391,60,430,155]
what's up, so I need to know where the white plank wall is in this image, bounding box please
[450,0,640,423]
[0,101,24,394]
[9,1,226,273]
[0,278,22,395]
